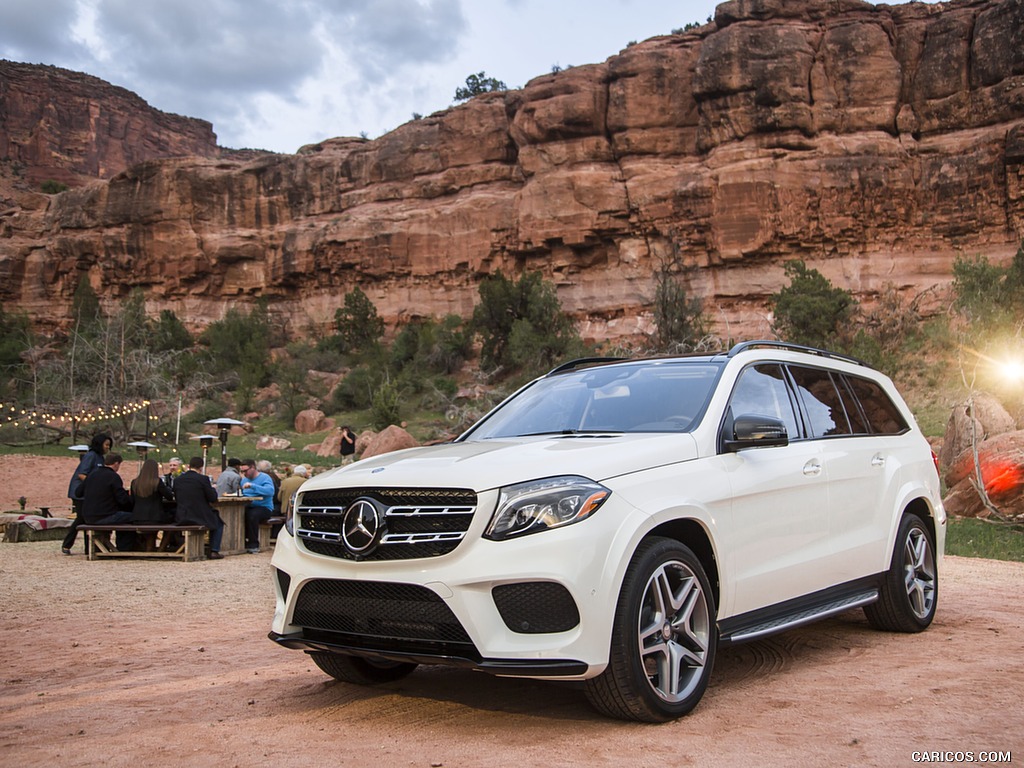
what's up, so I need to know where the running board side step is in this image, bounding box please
[721,589,879,644]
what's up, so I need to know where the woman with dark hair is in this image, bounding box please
[130,458,174,551]
[62,432,112,555]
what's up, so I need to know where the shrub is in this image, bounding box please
[471,271,582,375]
[370,377,402,430]
[771,260,856,349]
[454,72,507,102]
[334,287,384,356]
[652,267,706,352]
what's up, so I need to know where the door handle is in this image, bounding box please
[802,459,822,476]
[871,453,885,467]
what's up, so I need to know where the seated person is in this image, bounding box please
[215,457,243,496]
[130,458,174,551]
[239,458,276,554]
[81,452,135,551]
[173,456,226,559]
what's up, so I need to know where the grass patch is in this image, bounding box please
[945,517,1024,562]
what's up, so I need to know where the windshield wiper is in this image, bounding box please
[517,429,623,437]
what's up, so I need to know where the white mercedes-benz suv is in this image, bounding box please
[268,341,945,721]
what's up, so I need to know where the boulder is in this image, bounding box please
[361,425,419,459]
[941,429,1024,518]
[256,435,291,451]
[294,409,327,434]
[938,393,1016,472]
[317,432,342,458]
[355,430,376,455]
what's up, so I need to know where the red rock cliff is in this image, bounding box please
[1,0,1022,344]
[0,60,220,188]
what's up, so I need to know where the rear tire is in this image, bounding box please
[584,537,717,722]
[310,652,418,684]
[864,513,937,632]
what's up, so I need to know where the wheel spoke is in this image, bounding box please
[902,528,935,618]
[638,560,711,703]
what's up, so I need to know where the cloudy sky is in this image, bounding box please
[0,0,728,152]
[2,0,931,154]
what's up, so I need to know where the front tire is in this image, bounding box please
[585,537,717,722]
[864,513,937,632]
[310,652,418,685]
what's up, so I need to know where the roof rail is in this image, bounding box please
[546,356,628,376]
[726,340,868,367]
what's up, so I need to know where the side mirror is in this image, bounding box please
[723,414,789,452]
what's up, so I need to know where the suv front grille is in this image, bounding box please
[296,487,477,561]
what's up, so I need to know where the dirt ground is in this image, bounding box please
[0,454,1021,767]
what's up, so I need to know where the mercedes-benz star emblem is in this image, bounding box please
[341,498,382,554]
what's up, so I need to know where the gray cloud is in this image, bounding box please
[0,0,468,148]
[0,0,87,63]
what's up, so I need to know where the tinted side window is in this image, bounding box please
[789,366,851,437]
[845,375,909,435]
[728,364,800,439]
[836,376,870,434]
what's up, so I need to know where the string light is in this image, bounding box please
[0,400,151,427]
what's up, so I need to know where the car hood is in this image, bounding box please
[299,433,701,493]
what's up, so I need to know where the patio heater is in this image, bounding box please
[204,418,247,472]
[126,440,157,470]
[192,435,216,474]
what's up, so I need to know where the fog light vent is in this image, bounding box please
[492,582,580,634]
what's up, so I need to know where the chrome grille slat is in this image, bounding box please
[296,487,477,561]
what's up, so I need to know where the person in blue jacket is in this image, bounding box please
[62,432,112,555]
[239,458,276,553]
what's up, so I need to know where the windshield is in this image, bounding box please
[463,361,723,440]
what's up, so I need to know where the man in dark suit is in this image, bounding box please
[173,456,225,559]
[81,452,135,551]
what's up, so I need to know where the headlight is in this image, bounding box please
[484,476,610,541]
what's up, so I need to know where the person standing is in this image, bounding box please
[239,458,275,553]
[215,457,243,496]
[339,426,356,465]
[81,452,136,551]
[173,456,225,559]
[62,432,112,555]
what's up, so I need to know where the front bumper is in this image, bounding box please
[268,491,647,680]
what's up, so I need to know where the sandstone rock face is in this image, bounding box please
[1,0,1023,344]
[0,61,220,189]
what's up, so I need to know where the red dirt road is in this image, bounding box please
[0,455,1021,767]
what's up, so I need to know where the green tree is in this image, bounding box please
[652,266,706,352]
[0,306,32,400]
[454,71,508,102]
[951,244,1024,331]
[471,271,582,373]
[274,342,327,424]
[71,278,103,333]
[771,260,856,349]
[201,303,272,410]
[334,287,384,356]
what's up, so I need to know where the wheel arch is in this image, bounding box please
[904,496,936,540]
[644,518,720,611]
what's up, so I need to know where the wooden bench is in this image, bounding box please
[78,524,208,562]
[258,516,286,551]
